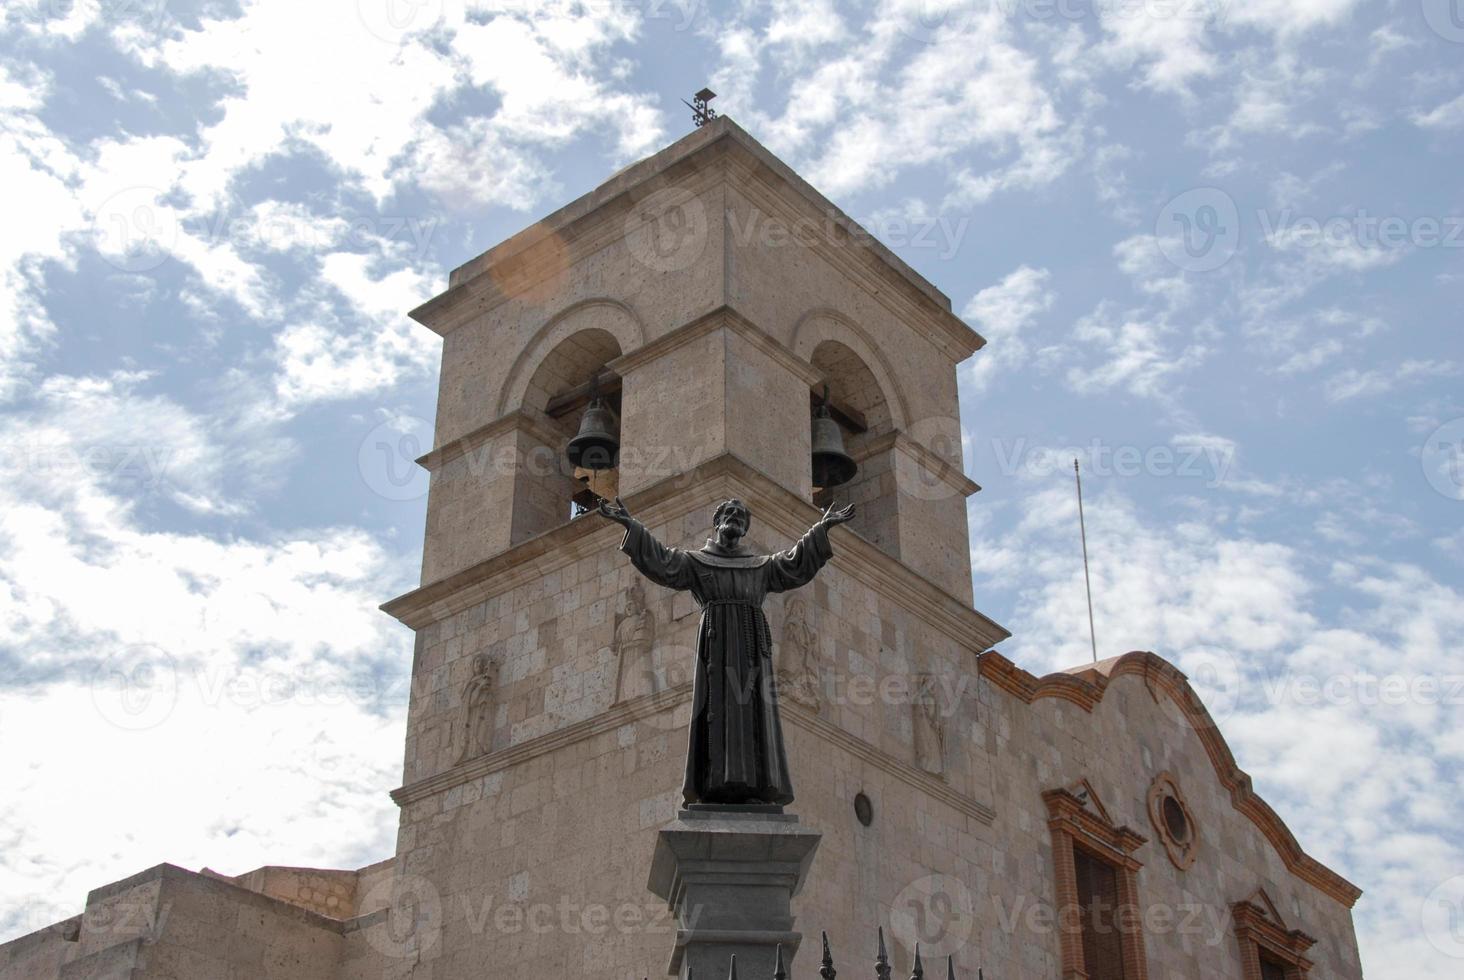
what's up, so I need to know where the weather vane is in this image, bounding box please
[683,87,717,127]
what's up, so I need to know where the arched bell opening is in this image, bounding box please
[519,328,624,539]
[808,340,899,559]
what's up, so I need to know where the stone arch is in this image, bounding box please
[801,324,905,561]
[789,308,909,432]
[496,298,645,417]
[505,315,635,544]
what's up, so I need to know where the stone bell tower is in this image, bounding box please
[380,117,1010,978]
[0,114,1369,980]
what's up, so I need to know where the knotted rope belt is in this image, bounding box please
[700,599,774,659]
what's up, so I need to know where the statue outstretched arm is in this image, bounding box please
[810,502,855,536]
[767,502,854,593]
[600,496,694,591]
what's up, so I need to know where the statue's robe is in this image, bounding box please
[619,520,833,805]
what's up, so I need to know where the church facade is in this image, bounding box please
[0,119,1362,980]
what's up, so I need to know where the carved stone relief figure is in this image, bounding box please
[613,580,657,703]
[456,653,496,764]
[912,671,946,777]
[777,597,820,709]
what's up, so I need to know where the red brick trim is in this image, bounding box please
[1147,772,1198,871]
[1233,894,1317,979]
[1043,786,1150,980]
[980,650,1363,909]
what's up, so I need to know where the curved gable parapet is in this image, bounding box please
[978,649,1363,909]
[495,298,647,416]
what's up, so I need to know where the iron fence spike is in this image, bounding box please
[875,926,891,980]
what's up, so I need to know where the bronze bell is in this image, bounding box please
[566,395,619,470]
[810,388,856,488]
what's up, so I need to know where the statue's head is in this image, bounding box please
[625,580,645,613]
[472,653,492,678]
[712,498,750,543]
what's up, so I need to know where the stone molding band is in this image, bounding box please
[380,453,1010,653]
[390,682,996,828]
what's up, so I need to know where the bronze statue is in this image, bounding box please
[598,495,853,806]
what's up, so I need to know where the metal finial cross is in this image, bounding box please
[683,88,718,127]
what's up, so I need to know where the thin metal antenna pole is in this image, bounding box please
[1074,458,1098,664]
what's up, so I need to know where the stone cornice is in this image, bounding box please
[722,148,984,362]
[981,650,1364,909]
[780,698,995,826]
[409,157,727,337]
[850,430,982,498]
[607,305,823,389]
[380,453,1010,653]
[407,117,984,360]
[414,408,566,473]
[390,685,689,807]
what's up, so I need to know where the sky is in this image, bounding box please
[0,0,1460,974]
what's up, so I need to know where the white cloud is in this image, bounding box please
[1223,0,1362,36]
[273,253,438,407]
[1321,360,1459,403]
[1092,2,1221,97]
[1413,93,1464,130]
[961,265,1055,392]
[1066,302,1210,399]
[717,5,1076,203]
[0,373,415,937]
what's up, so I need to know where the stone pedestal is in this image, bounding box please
[647,807,822,978]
